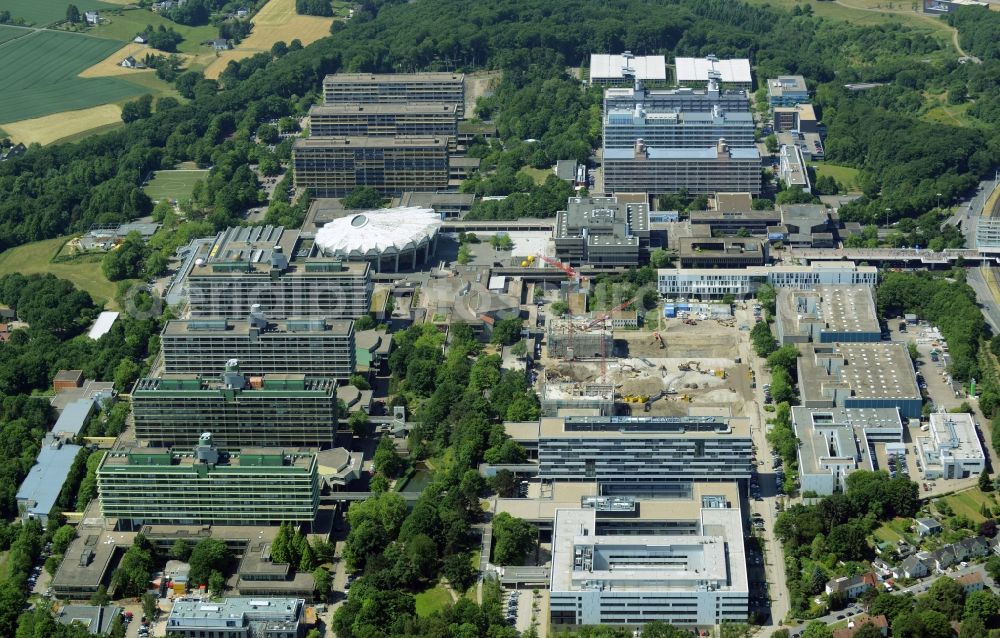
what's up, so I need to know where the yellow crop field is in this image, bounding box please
[203,0,335,79]
[80,42,154,77]
[3,104,123,146]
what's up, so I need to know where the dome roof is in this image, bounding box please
[314,206,441,256]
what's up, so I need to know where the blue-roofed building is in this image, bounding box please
[604,140,761,195]
[16,436,83,525]
[54,398,96,438]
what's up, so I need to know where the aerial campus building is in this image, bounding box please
[322,72,465,114]
[167,597,305,638]
[131,362,339,449]
[604,80,749,114]
[918,412,987,480]
[773,103,819,134]
[308,103,459,139]
[186,225,372,320]
[766,75,809,108]
[603,140,762,196]
[16,436,82,526]
[292,136,449,198]
[161,311,355,378]
[589,52,667,86]
[548,487,749,627]
[314,207,442,273]
[553,195,651,266]
[797,342,923,418]
[603,104,755,149]
[655,262,877,300]
[677,237,767,268]
[778,143,811,192]
[775,286,881,345]
[97,433,319,527]
[505,415,753,495]
[674,56,753,90]
[792,407,904,495]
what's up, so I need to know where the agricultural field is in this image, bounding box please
[0,24,29,44]
[0,30,143,126]
[1,0,118,26]
[1,104,123,146]
[0,237,117,309]
[744,0,954,35]
[203,0,337,79]
[144,169,210,204]
[86,7,218,56]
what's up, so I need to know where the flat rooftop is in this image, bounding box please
[521,414,750,439]
[767,75,808,97]
[927,412,986,461]
[309,103,458,116]
[133,373,336,394]
[604,145,760,161]
[689,210,779,224]
[169,597,302,623]
[792,407,902,476]
[675,56,752,84]
[656,262,877,279]
[324,72,464,83]
[777,285,879,337]
[100,447,315,471]
[163,318,354,337]
[590,54,667,81]
[293,136,449,149]
[799,342,921,401]
[678,236,765,257]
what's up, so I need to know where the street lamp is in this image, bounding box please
[936,192,942,210]
[885,207,891,230]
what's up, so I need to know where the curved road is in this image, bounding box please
[831,0,969,57]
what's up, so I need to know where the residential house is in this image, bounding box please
[954,572,985,594]
[121,56,137,69]
[825,573,878,600]
[916,518,943,537]
[893,555,929,580]
[989,536,1000,556]
[210,38,230,51]
[929,547,956,573]
[833,614,888,638]
[953,536,990,561]
[1,143,26,162]
[236,7,249,17]
[133,34,147,44]
[84,11,100,24]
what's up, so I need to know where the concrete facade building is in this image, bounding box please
[688,210,781,236]
[767,75,809,107]
[161,313,355,378]
[540,382,616,417]
[589,53,667,86]
[16,436,83,525]
[167,597,305,638]
[97,433,319,527]
[678,237,767,268]
[674,56,752,90]
[918,412,986,480]
[186,225,372,320]
[656,262,877,299]
[975,217,1000,251]
[603,105,755,149]
[792,407,904,495]
[292,136,449,198]
[308,103,458,139]
[797,343,922,418]
[603,81,750,114]
[775,286,881,344]
[553,195,650,266]
[778,144,811,192]
[131,364,338,449]
[508,415,752,493]
[399,191,475,219]
[322,72,465,114]
[773,103,819,134]
[604,140,761,196]
[549,494,748,627]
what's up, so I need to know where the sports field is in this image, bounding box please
[203,0,336,79]
[2,0,118,26]
[0,237,117,309]
[144,169,210,203]
[0,30,143,125]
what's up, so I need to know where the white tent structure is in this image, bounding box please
[315,206,442,272]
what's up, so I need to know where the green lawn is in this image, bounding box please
[808,162,861,191]
[144,169,210,203]
[743,0,953,35]
[518,166,553,185]
[331,0,354,17]
[2,0,119,26]
[0,30,143,124]
[87,7,219,54]
[873,517,914,545]
[0,236,118,309]
[414,585,454,617]
[940,488,995,524]
[0,551,8,583]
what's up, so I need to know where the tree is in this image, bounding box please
[852,625,885,638]
[102,232,148,281]
[89,584,110,606]
[208,571,226,596]
[342,187,383,209]
[66,4,80,23]
[169,538,193,562]
[764,134,779,153]
[355,315,376,331]
[350,374,371,390]
[751,320,777,357]
[649,248,671,268]
[766,345,800,377]
[921,576,966,620]
[756,283,777,315]
[373,436,406,478]
[313,567,331,601]
[141,591,158,621]
[959,614,988,638]
[491,318,522,345]
[121,94,154,123]
[511,339,528,359]
[51,525,75,555]
[111,539,154,597]
[188,538,230,585]
[550,301,568,316]
[962,589,997,621]
[491,512,536,565]
[457,244,473,264]
[800,621,833,638]
[642,621,688,637]
[979,469,992,492]
[349,410,371,438]
[299,541,317,571]
[776,186,815,205]
[442,552,476,591]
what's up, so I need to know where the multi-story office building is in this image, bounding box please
[167,597,305,638]
[549,490,748,627]
[603,104,754,149]
[656,262,878,299]
[553,195,650,266]
[603,81,749,115]
[399,191,475,219]
[678,237,767,268]
[589,52,667,86]
[792,407,904,495]
[797,342,922,418]
[604,140,761,195]
[186,225,372,320]
[775,286,881,344]
[919,412,986,480]
[507,415,752,494]
[322,72,465,114]
[773,103,819,134]
[308,103,458,139]
[292,136,449,198]
[766,75,809,107]
[674,56,752,90]
[976,217,1000,251]
[132,363,338,449]
[778,144,811,192]
[688,210,781,236]
[161,312,355,378]
[97,433,319,527]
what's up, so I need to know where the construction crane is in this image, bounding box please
[586,294,642,380]
[535,254,583,361]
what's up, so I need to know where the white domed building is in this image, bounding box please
[314,206,442,272]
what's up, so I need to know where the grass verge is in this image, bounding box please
[0,236,117,309]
